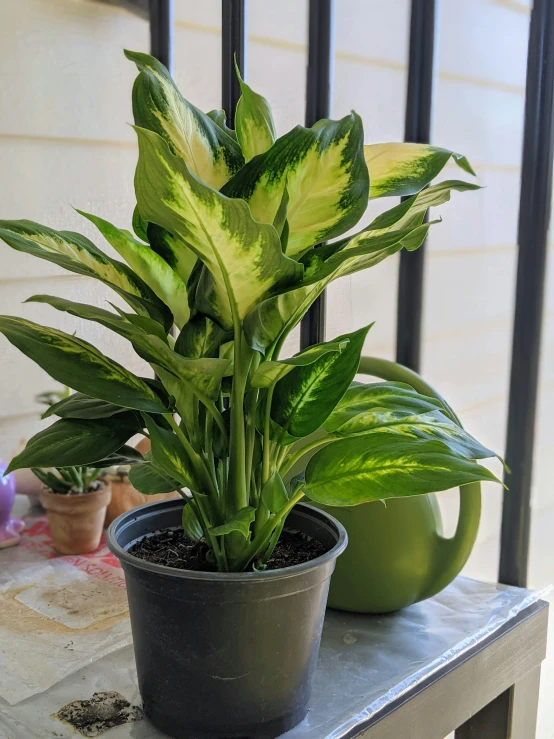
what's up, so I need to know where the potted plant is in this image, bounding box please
[0,51,500,738]
[33,464,110,555]
[28,387,111,554]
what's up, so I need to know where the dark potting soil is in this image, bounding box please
[128,526,328,572]
[54,691,143,737]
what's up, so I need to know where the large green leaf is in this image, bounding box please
[234,63,276,162]
[0,220,172,330]
[125,49,244,189]
[222,114,369,258]
[6,416,141,473]
[304,434,500,506]
[323,382,496,460]
[144,415,199,489]
[42,392,130,420]
[271,325,371,438]
[128,461,181,494]
[134,126,303,329]
[250,339,349,389]
[78,211,190,329]
[0,316,167,413]
[364,143,475,199]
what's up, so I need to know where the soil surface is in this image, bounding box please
[55,691,143,737]
[128,527,328,572]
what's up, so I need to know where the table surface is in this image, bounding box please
[0,498,548,738]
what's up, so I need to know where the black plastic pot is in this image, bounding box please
[107,499,347,739]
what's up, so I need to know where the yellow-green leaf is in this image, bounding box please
[222,114,369,258]
[134,126,302,329]
[364,143,475,199]
[125,49,244,189]
[78,211,190,329]
[234,62,276,162]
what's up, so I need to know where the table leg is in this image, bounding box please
[455,666,542,739]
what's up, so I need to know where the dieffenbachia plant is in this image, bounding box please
[0,50,500,571]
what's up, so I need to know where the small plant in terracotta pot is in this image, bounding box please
[31,388,113,554]
[33,465,110,555]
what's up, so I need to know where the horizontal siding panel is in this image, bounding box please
[0,276,149,419]
[249,0,309,47]
[247,42,308,136]
[0,139,138,279]
[434,79,525,167]
[335,0,410,67]
[173,25,222,114]
[0,0,148,141]
[423,250,518,337]
[439,0,529,89]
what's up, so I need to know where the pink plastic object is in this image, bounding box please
[0,461,24,548]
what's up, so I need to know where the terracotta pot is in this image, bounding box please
[104,478,179,527]
[40,483,111,555]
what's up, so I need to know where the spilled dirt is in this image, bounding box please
[54,691,143,737]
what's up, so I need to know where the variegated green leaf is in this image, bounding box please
[78,210,190,329]
[175,313,228,358]
[323,381,496,461]
[5,415,141,474]
[250,339,349,388]
[42,392,130,420]
[210,506,255,538]
[129,460,181,494]
[304,435,500,506]
[222,113,369,258]
[134,126,302,329]
[272,325,372,439]
[147,223,197,286]
[234,62,276,162]
[0,316,167,413]
[144,415,199,489]
[25,294,229,415]
[366,180,481,232]
[0,219,172,330]
[243,222,432,355]
[364,143,475,199]
[125,49,244,189]
[132,204,149,241]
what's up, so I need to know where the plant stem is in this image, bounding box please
[233,487,306,572]
[164,415,217,499]
[262,384,275,487]
[279,436,335,477]
[227,323,249,515]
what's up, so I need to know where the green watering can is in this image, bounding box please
[314,356,481,614]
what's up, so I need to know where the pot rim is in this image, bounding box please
[107,499,347,583]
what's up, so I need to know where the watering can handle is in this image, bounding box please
[357,356,481,600]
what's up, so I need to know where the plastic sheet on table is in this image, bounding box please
[0,529,131,706]
[0,577,547,738]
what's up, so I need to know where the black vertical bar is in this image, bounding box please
[149,0,173,73]
[300,0,334,349]
[499,0,554,588]
[395,0,437,372]
[222,0,246,127]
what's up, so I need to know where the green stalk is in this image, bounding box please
[279,436,335,477]
[233,487,306,572]
[227,321,248,514]
[164,415,217,500]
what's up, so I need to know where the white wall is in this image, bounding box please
[0,0,552,576]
